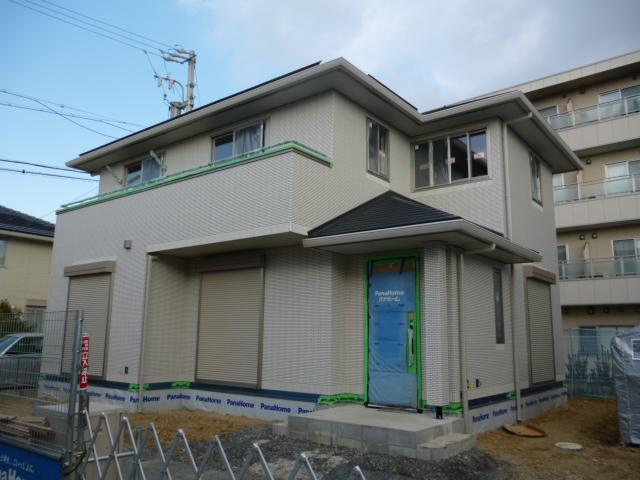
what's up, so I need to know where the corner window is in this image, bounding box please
[493,268,505,344]
[367,119,389,179]
[212,121,265,163]
[0,239,6,266]
[125,156,162,187]
[413,129,487,189]
[530,153,542,205]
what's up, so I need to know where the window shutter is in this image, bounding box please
[527,279,555,384]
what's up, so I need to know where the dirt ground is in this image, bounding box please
[127,409,268,444]
[478,398,640,480]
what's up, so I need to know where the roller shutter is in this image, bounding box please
[64,273,112,378]
[196,268,262,386]
[527,279,555,384]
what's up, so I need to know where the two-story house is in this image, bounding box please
[0,205,54,319]
[491,50,640,354]
[45,59,580,433]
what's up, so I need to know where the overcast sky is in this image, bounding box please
[1,0,639,221]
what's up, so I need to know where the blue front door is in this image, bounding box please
[367,257,418,409]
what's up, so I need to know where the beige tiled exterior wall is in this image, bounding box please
[0,234,52,312]
[557,225,640,260]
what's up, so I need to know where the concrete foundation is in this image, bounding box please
[285,405,474,459]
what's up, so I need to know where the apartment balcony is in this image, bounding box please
[544,95,640,154]
[558,256,640,306]
[554,175,640,230]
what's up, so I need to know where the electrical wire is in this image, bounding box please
[8,0,165,58]
[39,0,172,49]
[38,185,99,220]
[0,101,135,132]
[0,88,143,126]
[28,98,119,139]
[0,158,84,173]
[0,167,98,181]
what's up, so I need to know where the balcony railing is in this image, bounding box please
[544,94,640,130]
[558,255,640,280]
[554,174,640,204]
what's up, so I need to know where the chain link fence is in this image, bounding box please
[563,327,632,399]
[0,310,83,465]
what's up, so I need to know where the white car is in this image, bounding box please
[0,333,44,389]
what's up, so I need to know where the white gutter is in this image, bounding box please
[303,219,541,263]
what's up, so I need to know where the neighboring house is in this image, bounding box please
[46,58,580,433]
[490,50,640,349]
[0,205,54,318]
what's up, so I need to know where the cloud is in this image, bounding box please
[179,0,640,110]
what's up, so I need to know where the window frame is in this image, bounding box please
[412,128,489,191]
[599,84,640,103]
[612,238,640,258]
[366,118,390,180]
[211,120,266,164]
[493,268,505,345]
[529,153,543,206]
[0,239,6,267]
[538,105,559,118]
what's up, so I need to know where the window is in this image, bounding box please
[7,336,42,355]
[538,105,558,118]
[579,327,597,355]
[212,121,265,163]
[413,129,487,189]
[0,239,6,266]
[557,245,568,279]
[613,238,640,276]
[605,160,640,195]
[530,153,542,205]
[125,156,162,187]
[493,268,505,344]
[367,119,389,179]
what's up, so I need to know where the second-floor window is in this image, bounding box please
[414,129,487,189]
[530,153,543,205]
[0,239,6,266]
[605,159,640,195]
[613,238,640,276]
[125,157,162,187]
[367,119,389,179]
[213,121,265,163]
[538,105,558,118]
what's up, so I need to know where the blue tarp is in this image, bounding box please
[368,259,417,408]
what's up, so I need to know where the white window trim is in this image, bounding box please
[530,153,543,206]
[538,105,559,117]
[366,117,390,180]
[611,238,640,257]
[123,153,165,187]
[557,244,569,261]
[0,239,6,267]
[412,128,489,191]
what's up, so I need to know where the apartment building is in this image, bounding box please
[46,58,579,432]
[493,50,640,344]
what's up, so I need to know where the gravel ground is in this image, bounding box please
[151,424,518,480]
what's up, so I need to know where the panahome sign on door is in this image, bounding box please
[367,257,418,409]
[196,267,262,387]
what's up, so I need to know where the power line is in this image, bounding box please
[39,184,99,220]
[0,166,98,181]
[8,0,165,58]
[0,101,135,132]
[29,98,119,139]
[0,88,143,126]
[20,0,168,53]
[39,0,172,49]
[0,158,84,173]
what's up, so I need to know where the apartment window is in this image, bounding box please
[605,160,640,195]
[538,105,558,118]
[413,129,487,189]
[557,245,568,279]
[125,157,162,187]
[599,84,640,103]
[212,121,265,163]
[579,327,597,355]
[613,239,640,276]
[0,239,6,266]
[367,119,389,179]
[530,153,543,205]
[493,268,505,344]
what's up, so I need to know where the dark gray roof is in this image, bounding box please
[308,191,460,238]
[0,205,55,238]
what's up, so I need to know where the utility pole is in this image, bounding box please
[156,48,197,118]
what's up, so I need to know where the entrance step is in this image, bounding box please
[417,433,476,461]
[285,405,471,459]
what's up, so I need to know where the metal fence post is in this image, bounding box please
[65,310,84,468]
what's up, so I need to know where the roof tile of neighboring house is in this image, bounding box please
[0,205,55,238]
[308,191,460,237]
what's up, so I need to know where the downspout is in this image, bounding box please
[137,254,155,411]
[502,115,530,423]
[458,242,496,433]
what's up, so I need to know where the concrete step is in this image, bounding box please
[417,433,476,461]
[285,405,471,459]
